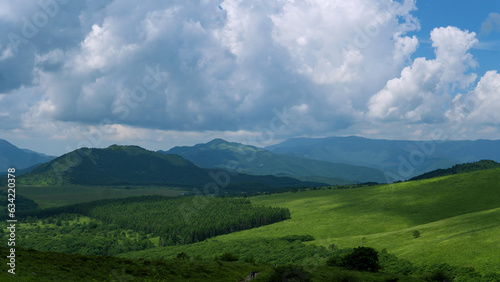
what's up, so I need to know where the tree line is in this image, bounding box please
[18,195,291,246]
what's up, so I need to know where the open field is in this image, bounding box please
[216,168,500,274]
[122,168,500,274]
[11,185,187,208]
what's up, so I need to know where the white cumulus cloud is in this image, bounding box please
[367,26,478,123]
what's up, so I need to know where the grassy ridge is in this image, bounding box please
[199,168,500,274]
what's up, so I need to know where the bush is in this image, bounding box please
[326,255,343,267]
[218,252,239,262]
[264,265,311,282]
[341,246,380,272]
[419,263,454,281]
[413,230,421,238]
[244,254,255,263]
[378,251,416,275]
[483,272,500,281]
[328,243,339,251]
[176,252,190,260]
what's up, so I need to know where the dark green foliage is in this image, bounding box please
[0,189,38,218]
[0,247,270,281]
[263,265,311,282]
[416,263,484,281]
[326,254,343,267]
[0,245,495,281]
[19,195,290,246]
[409,160,500,181]
[413,230,421,238]
[378,251,416,275]
[483,272,500,281]
[421,266,454,281]
[218,252,239,262]
[243,254,255,263]
[14,214,154,256]
[341,246,380,272]
[379,255,486,281]
[176,252,190,260]
[280,234,315,242]
[326,248,355,267]
[119,237,331,267]
[329,243,339,251]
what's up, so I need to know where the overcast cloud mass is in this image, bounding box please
[0,0,499,155]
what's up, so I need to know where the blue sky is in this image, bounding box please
[412,0,500,78]
[0,0,499,156]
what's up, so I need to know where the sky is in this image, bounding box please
[0,0,499,156]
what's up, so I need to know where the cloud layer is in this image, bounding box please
[0,0,499,154]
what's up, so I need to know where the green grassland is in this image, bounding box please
[123,168,500,275]
[220,168,500,274]
[12,185,187,208]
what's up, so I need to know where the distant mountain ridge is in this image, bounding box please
[162,138,387,184]
[266,136,500,180]
[408,160,500,181]
[0,139,55,174]
[18,145,326,192]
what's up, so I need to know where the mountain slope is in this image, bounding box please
[17,145,325,190]
[266,136,500,180]
[409,159,500,181]
[207,168,500,274]
[118,167,500,274]
[161,139,387,184]
[0,139,55,174]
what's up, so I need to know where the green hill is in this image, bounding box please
[16,145,325,192]
[162,138,387,184]
[408,159,500,181]
[123,168,500,274]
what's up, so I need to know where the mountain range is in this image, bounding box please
[0,139,55,175]
[162,138,386,184]
[3,135,500,184]
[17,145,325,193]
[266,136,500,180]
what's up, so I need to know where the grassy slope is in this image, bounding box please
[189,168,500,274]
